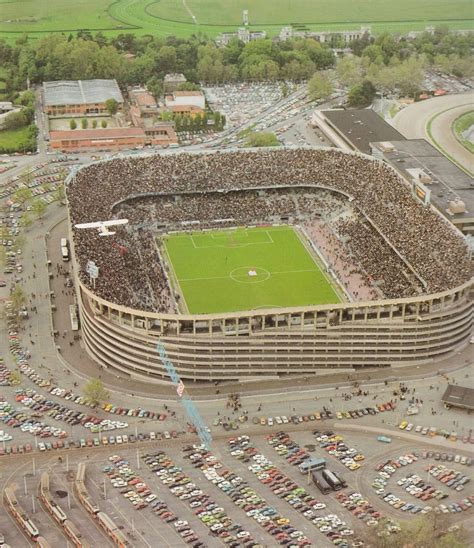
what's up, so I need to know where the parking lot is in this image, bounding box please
[1,424,472,547]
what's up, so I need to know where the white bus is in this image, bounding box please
[60,238,69,261]
[69,304,79,331]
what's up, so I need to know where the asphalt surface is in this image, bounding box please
[0,426,473,547]
[392,92,474,173]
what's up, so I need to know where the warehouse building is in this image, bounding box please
[43,79,124,116]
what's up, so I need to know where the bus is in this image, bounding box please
[299,457,326,474]
[312,471,331,494]
[61,238,69,262]
[322,469,344,491]
[70,304,79,331]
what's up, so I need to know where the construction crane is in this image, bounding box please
[156,342,212,449]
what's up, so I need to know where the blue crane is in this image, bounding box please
[156,342,212,449]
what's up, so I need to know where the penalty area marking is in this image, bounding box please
[190,230,274,249]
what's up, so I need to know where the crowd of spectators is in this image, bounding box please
[68,149,473,313]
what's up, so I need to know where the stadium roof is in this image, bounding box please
[441,384,474,410]
[321,109,406,154]
[372,139,474,229]
[43,79,124,106]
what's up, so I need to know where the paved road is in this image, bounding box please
[392,93,474,173]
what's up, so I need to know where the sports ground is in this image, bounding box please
[0,0,472,41]
[162,226,341,314]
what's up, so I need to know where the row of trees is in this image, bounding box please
[0,31,336,97]
[69,118,108,130]
[307,26,474,106]
[161,110,225,133]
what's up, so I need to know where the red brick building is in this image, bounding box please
[50,128,146,151]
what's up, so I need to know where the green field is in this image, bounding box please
[0,126,34,153]
[162,226,341,314]
[0,0,472,42]
[452,111,474,155]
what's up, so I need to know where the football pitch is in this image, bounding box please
[162,226,341,314]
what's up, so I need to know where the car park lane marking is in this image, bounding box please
[109,499,155,548]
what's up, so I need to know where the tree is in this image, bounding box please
[10,284,26,315]
[177,82,201,91]
[20,212,33,229]
[69,119,77,130]
[336,55,365,87]
[53,184,65,203]
[12,234,26,252]
[81,118,88,129]
[101,119,107,128]
[369,513,469,548]
[31,199,46,219]
[14,187,33,206]
[105,98,118,115]
[245,132,280,148]
[92,119,97,128]
[83,378,110,407]
[348,79,376,107]
[3,110,29,130]
[156,45,177,74]
[308,72,334,101]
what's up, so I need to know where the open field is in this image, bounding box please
[162,225,341,314]
[0,0,473,42]
[0,126,34,153]
[452,111,474,154]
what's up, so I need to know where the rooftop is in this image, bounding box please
[173,90,204,97]
[322,109,406,154]
[441,384,474,410]
[50,127,144,141]
[372,139,474,224]
[164,73,186,82]
[43,79,124,106]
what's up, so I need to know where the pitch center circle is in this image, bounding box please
[230,266,270,284]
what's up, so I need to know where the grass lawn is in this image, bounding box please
[162,226,341,314]
[0,0,472,41]
[452,111,474,154]
[0,126,33,152]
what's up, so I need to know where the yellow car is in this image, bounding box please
[399,420,408,429]
[336,412,343,420]
[260,417,267,425]
[315,412,321,420]
[354,454,365,461]
[277,518,290,526]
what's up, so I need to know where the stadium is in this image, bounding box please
[66,148,473,383]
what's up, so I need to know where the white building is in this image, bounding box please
[164,91,206,110]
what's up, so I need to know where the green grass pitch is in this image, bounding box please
[0,0,472,42]
[162,226,341,314]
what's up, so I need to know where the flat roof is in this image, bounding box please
[43,79,124,106]
[173,90,204,97]
[322,109,406,154]
[441,384,474,410]
[373,139,474,222]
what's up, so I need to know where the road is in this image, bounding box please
[392,93,474,174]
